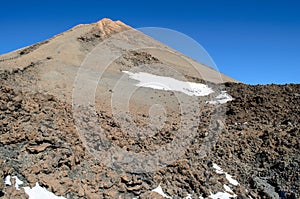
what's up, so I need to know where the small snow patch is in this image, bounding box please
[4,175,11,186]
[212,164,223,174]
[124,71,214,96]
[212,163,239,186]
[152,184,172,198]
[225,174,239,186]
[4,175,23,190]
[209,191,236,199]
[207,91,233,105]
[13,176,24,190]
[223,184,234,194]
[4,176,66,199]
[24,182,66,199]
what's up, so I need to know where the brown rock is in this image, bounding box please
[78,184,85,197]
[140,191,164,199]
[121,174,130,183]
[27,143,51,153]
[104,189,119,198]
[126,184,142,191]
[118,183,126,193]
[39,174,67,196]
[30,165,41,174]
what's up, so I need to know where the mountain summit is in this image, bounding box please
[0,18,237,104]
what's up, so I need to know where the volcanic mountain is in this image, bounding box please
[0,18,299,199]
[0,18,236,102]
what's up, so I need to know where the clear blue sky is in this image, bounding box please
[1,0,299,84]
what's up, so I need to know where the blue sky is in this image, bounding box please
[0,0,299,84]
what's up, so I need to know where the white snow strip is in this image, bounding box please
[225,174,239,186]
[124,71,214,96]
[209,191,236,199]
[4,176,65,199]
[212,163,239,186]
[4,175,11,186]
[4,175,23,190]
[23,182,66,199]
[152,184,172,198]
[223,185,233,193]
[207,91,233,105]
[13,176,24,190]
[223,184,234,194]
[212,163,223,173]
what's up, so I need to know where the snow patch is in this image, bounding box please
[223,184,234,194]
[124,71,214,96]
[225,174,239,186]
[13,176,24,190]
[4,175,23,190]
[151,183,237,199]
[207,91,233,105]
[4,176,66,199]
[23,182,66,199]
[212,163,239,186]
[212,164,223,173]
[152,184,172,198]
[209,191,236,199]
[4,175,11,186]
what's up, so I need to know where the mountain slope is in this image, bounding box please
[0,18,237,104]
[0,18,298,199]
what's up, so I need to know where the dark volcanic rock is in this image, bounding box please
[0,81,299,198]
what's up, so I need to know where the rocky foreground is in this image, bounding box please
[0,73,299,198]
